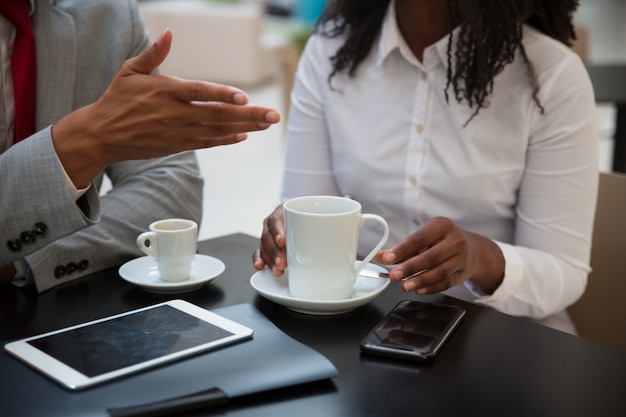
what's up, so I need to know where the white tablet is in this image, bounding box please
[4,299,253,391]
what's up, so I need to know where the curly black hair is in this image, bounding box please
[316,0,580,123]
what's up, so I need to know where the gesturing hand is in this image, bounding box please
[374,217,505,295]
[52,29,281,188]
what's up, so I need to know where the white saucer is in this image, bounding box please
[250,262,390,315]
[119,254,225,294]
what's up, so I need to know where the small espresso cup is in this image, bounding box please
[136,219,198,282]
[284,195,389,301]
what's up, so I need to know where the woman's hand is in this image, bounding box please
[374,217,505,295]
[252,204,288,276]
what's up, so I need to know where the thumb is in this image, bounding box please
[127,28,172,75]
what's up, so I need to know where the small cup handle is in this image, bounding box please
[137,231,158,258]
[354,214,389,280]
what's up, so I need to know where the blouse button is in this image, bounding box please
[415,124,424,134]
[409,177,418,186]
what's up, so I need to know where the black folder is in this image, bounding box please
[1,304,338,417]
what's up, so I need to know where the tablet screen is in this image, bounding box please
[5,300,253,390]
[28,304,233,377]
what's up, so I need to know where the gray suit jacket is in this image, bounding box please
[1,0,203,291]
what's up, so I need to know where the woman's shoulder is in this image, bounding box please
[304,20,350,57]
[522,25,584,73]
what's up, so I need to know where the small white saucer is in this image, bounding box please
[250,262,390,315]
[119,254,225,294]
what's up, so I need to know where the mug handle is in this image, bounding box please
[354,214,389,279]
[137,232,158,257]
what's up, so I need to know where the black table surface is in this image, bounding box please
[1,233,625,417]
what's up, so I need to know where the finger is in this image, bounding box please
[192,101,281,125]
[180,133,250,151]
[254,204,286,276]
[169,78,251,105]
[401,263,460,294]
[258,242,286,276]
[187,119,279,139]
[383,232,432,265]
[259,225,286,276]
[389,247,441,281]
[159,103,280,136]
[381,218,452,266]
[260,245,286,277]
[127,29,172,76]
[265,208,286,248]
[373,249,388,264]
[252,249,266,271]
[144,122,277,153]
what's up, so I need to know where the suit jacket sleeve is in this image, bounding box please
[0,128,100,266]
[25,151,203,292]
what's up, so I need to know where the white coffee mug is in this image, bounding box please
[136,219,198,282]
[284,195,389,301]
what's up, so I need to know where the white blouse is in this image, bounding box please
[280,3,599,333]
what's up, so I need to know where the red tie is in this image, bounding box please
[0,0,36,143]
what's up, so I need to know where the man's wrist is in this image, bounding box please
[51,105,106,188]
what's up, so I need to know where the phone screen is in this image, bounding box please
[360,300,465,361]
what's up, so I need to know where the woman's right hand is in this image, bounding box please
[252,204,288,276]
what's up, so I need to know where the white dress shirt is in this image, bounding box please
[281,2,599,333]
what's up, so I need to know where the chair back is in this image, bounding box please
[568,171,626,351]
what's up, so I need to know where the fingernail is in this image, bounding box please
[265,111,281,123]
[159,28,170,40]
[392,270,404,281]
[384,252,397,263]
[257,122,271,129]
[233,93,248,105]
[275,256,281,267]
[403,281,416,292]
[235,133,247,142]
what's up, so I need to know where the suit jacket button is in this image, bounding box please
[20,231,36,244]
[54,265,66,279]
[66,262,77,275]
[33,222,48,237]
[78,260,89,271]
[7,239,22,252]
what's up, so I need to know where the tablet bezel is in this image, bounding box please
[4,299,253,391]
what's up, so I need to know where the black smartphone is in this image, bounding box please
[360,300,465,362]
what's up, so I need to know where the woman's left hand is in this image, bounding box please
[374,216,505,295]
